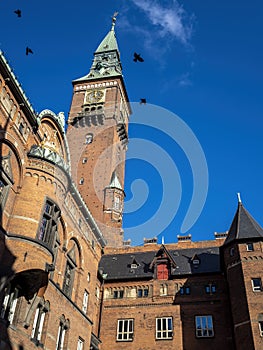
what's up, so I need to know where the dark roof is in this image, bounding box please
[99,246,221,281]
[224,203,263,246]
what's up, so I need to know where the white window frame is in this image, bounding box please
[117,319,134,341]
[156,317,173,340]
[82,290,89,313]
[195,315,214,338]
[259,321,263,337]
[252,278,262,292]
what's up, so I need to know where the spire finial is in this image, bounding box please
[111,11,118,29]
[237,192,242,204]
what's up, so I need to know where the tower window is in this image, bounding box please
[85,133,93,144]
[77,337,84,350]
[252,278,262,292]
[82,157,88,164]
[246,243,254,251]
[259,321,263,337]
[82,290,89,314]
[79,178,84,185]
[114,196,121,210]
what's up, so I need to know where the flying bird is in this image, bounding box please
[140,98,147,105]
[14,9,22,17]
[133,52,144,63]
[26,47,33,55]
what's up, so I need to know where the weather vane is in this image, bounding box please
[112,11,119,27]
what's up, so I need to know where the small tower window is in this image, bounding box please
[85,134,93,144]
[82,157,88,164]
[114,196,120,210]
[79,178,84,185]
[246,243,254,251]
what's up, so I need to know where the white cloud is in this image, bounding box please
[178,72,192,87]
[130,0,193,45]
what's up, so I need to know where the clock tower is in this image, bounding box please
[67,15,131,247]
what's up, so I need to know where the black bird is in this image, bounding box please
[14,9,22,17]
[133,52,144,62]
[26,47,33,55]
[140,98,147,105]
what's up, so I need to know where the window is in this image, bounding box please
[0,285,20,325]
[180,286,190,295]
[31,300,49,346]
[137,288,148,298]
[0,176,9,215]
[117,319,134,341]
[38,199,60,248]
[259,321,263,337]
[56,316,69,350]
[252,278,262,292]
[77,337,84,350]
[160,284,167,296]
[230,247,235,256]
[82,290,89,314]
[113,290,124,299]
[19,122,25,135]
[205,284,216,294]
[62,260,75,297]
[156,317,173,339]
[246,243,254,251]
[79,177,84,185]
[85,133,93,144]
[195,315,214,338]
[82,157,87,164]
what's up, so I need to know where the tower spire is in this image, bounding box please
[74,14,122,82]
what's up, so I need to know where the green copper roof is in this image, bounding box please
[74,17,122,82]
[95,24,119,53]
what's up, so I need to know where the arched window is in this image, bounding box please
[37,199,61,248]
[31,299,50,346]
[0,283,20,325]
[56,315,70,350]
[62,240,79,298]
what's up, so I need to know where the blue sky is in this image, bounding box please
[1,0,263,245]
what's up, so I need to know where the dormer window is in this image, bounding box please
[191,254,200,267]
[131,264,137,269]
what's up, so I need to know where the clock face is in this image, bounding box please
[86,90,104,103]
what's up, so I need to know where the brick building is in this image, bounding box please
[0,17,263,350]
